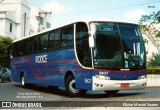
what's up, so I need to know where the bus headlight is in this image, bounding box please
[95,75,111,80]
[138,75,146,79]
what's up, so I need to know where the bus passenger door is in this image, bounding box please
[75,22,92,90]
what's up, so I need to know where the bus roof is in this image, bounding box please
[74,18,138,25]
[13,18,138,43]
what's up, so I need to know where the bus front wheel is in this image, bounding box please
[104,90,119,96]
[65,75,86,97]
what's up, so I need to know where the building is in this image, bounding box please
[0,0,30,39]
[0,0,51,39]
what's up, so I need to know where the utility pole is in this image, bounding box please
[36,13,43,32]
[35,11,52,32]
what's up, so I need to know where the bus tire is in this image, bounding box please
[20,74,27,88]
[0,77,2,83]
[104,90,119,96]
[9,77,12,82]
[65,75,86,97]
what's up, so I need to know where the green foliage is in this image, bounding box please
[147,68,160,74]
[139,11,160,54]
[0,36,13,67]
[139,11,160,23]
[148,53,160,67]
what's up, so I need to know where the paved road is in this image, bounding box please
[0,82,160,109]
[0,82,160,101]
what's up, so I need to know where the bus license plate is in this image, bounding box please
[121,83,129,88]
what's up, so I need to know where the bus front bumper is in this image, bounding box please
[92,76,147,91]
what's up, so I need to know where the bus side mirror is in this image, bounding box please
[89,36,94,48]
[144,39,149,54]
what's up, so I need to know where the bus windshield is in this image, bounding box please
[90,22,146,69]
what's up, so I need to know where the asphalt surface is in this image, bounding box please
[0,82,159,101]
[0,82,160,109]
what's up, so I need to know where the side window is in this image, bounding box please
[23,39,28,55]
[76,22,91,67]
[12,43,15,57]
[39,33,48,50]
[19,40,23,55]
[27,38,33,53]
[49,30,61,49]
[12,41,23,57]
[61,25,74,48]
[33,36,39,52]
[11,44,14,57]
[12,42,19,57]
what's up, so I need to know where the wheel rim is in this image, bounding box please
[21,76,25,86]
[9,77,12,82]
[69,79,80,93]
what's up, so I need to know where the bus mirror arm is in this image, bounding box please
[89,32,95,69]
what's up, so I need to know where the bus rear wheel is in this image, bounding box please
[65,75,86,97]
[21,74,27,88]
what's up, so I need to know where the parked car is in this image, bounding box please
[0,67,12,83]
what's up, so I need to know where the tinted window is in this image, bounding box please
[19,40,24,55]
[12,42,19,57]
[49,30,61,49]
[27,38,33,53]
[12,41,24,57]
[90,22,123,68]
[23,39,28,55]
[39,33,48,50]
[33,36,39,52]
[76,22,91,67]
[61,25,74,48]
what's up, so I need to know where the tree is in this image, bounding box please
[148,53,160,67]
[0,36,13,67]
[139,11,160,54]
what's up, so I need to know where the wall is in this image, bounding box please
[0,19,5,36]
[147,75,160,87]
[0,0,30,39]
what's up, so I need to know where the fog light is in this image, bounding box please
[138,75,146,79]
[105,76,111,80]
[95,75,111,80]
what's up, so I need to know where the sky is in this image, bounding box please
[27,0,160,28]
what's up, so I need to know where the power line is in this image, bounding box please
[74,0,160,14]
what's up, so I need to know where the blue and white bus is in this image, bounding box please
[11,19,147,96]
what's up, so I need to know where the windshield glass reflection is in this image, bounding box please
[90,22,146,69]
